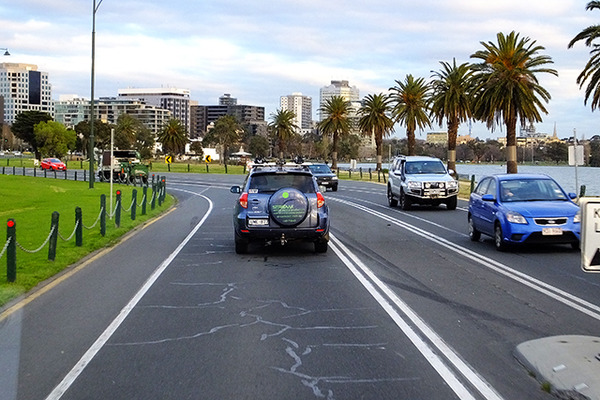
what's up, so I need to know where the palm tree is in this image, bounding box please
[158,118,188,155]
[470,31,557,174]
[202,115,242,164]
[317,95,352,169]
[568,1,600,110]
[430,59,475,175]
[269,109,298,159]
[358,93,395,171]
[389,75,431,156]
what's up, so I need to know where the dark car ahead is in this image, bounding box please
[468,174,580,251]
[231,162,330,254]
[308,163,338,191]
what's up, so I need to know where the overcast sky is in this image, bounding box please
[2,0,599,140]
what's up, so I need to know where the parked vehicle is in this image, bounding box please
[308,163,338,191]
[97,150,149,184]
[468,174,580,251]
[230,161,330,254]
[40,158,67,171]
[387,155,458,210]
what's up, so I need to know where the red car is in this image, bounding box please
[40,158,67,171]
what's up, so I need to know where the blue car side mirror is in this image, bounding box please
[482,194,495,202]
[230,186,241,194]
[568,192,577,199]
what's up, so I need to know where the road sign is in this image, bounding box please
[580,198,600,273]
[568,145,584,166]
[205,155,211,163]
[165,155,172,164]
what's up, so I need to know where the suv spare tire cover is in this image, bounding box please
[268,188,309,227]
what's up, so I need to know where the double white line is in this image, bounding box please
[333,198,600,323]
[330,197,600,400]
[330,235,504,400]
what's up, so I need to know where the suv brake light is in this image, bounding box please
[316,192,325,208]
[239,192,248,209]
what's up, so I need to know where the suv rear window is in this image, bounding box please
[249,173,315,193]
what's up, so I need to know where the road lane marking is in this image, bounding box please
[330,235,504,400]
[332,197,600,322]
[45,188,212,400]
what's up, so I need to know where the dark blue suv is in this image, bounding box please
[230,163,330,254]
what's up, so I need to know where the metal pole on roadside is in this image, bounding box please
[574,128,579,196]
[75,207,83,246]
[6,219,16,282]
[110,128,114,218]
[48,212,59,261]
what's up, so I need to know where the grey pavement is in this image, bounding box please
[515,335,600,400]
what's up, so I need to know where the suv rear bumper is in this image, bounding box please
[234,216,329,241]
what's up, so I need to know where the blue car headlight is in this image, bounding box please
[574,210,581,223]
[506,211,527,224]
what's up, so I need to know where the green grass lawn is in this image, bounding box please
[0,175,174,307]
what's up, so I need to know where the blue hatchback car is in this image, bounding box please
[468,174,580,251]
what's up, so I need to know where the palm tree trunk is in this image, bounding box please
[447,117,458,175]
[505,115,518,174]
[331,132,339,169]
[407,129,416,156]
[375,130,383,171]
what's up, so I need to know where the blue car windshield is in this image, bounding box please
[405,161,446,174]
[499,179,568,202]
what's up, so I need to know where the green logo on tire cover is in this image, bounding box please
[271,192,306,224]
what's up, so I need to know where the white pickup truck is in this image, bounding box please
[387,155,459,210]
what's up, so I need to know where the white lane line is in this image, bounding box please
[45,188,213,400]
[333,194,467,237]
[330,236,504,400]
[333,197,600,321]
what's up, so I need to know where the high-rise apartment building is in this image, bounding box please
[280,92,312,134]
[54,95,171,135]
[319,80,359,121]
[190,94,266,138]
[319,80,375,148]
[117,87,190,133]
[0,63,53,124]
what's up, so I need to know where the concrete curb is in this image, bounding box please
[515,335,600,400]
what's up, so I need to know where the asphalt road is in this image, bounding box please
[1,172,599,400]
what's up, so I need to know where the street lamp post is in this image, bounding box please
[1,47,9,150]
[89,0,103,188]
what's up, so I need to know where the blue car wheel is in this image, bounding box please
[494,224,508,251]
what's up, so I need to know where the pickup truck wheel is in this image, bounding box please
[446,195,457,210]
[387,186,398,207]
[399,190,412,210]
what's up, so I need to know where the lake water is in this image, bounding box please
[338,163,600,196]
